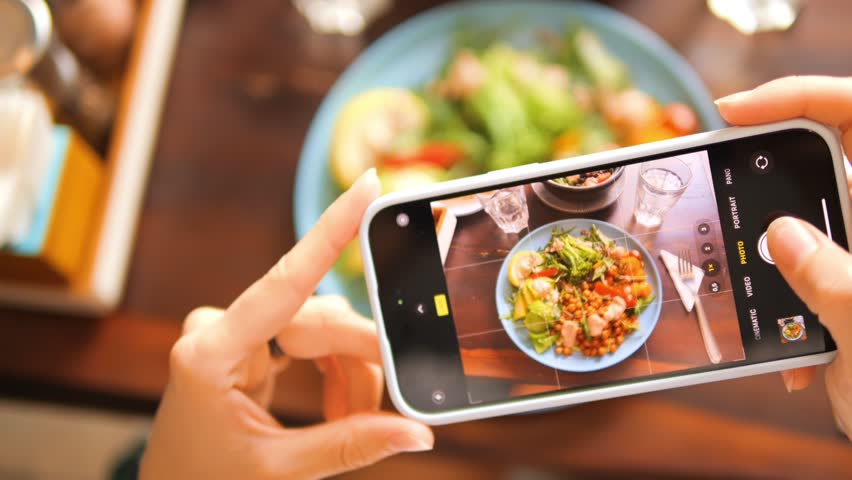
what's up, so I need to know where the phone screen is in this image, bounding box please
[368,128,846,413]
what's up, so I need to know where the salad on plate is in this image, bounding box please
[506,225,655,357]
[330,26,699,194]
[329,24,700,276]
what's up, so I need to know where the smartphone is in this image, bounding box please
[360,119,851,425]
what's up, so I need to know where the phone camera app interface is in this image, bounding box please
[428,151,750,404]
[414,131,843,407]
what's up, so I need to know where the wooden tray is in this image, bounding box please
[0,0,186,315]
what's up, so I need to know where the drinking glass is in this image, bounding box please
[476,187,529,234]
[707,0,803,35]
[291,0,392,36]
[633,157,692,227]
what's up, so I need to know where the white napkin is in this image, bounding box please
[659,249,704,312]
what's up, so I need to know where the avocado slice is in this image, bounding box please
[513,294,527,320]
[532,334,556,354]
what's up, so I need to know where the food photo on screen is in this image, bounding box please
[431,150,748,404]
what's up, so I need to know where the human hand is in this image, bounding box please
[139,169,433,480]
[716,76,852,436]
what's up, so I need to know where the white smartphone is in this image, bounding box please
[359,119,851,425]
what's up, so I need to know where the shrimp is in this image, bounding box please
[603,296,627,322]
[435,50,487,99]
[561,321,580,349]
[587,313,608,337]
[550,237,565,252]
[530,278,559,304]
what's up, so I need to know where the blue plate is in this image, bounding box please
[294,0,724,315]
[495,219,663,372]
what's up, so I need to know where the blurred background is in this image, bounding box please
[0,0,851,478]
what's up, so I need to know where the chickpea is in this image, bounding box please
[581,340,591,349]
[556,347,564,355]
[567,304,577,313]
[598,346,607,356]
[609,345,617,354]
[574,311,583,319]
[601,330,610,340]
[617,335,625,344]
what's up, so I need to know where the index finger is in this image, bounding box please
[216,169,381,356]
[715,76,852,153]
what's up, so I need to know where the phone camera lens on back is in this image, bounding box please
[396,213,410,227]
[431,390,446,405]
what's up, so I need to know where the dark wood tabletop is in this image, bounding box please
[2,0,852,478]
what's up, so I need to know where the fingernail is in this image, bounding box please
[715,90,752,105]
[389,432,434,453]
[767,217,819,268]
[781,371,794,393]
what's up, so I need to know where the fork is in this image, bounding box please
[678,249,722,364]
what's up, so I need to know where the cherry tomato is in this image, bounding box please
[594,282,619,297]
[633,282,652,298]
[530,267,560,279]
[383,142,466,169]
[621,256,643,276]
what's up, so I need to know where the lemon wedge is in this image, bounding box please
[330,89,429,190]
[507,251,543,288]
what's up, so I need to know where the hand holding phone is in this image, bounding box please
[141,172,434,480]
[718,75,852,436]
[362,102,851,424]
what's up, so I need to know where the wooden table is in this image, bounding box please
[2,0,852,478]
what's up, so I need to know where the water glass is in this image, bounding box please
[476,187,529,234]
[707,0,803,35]
[633,157,692,227]
[292,0,392,36]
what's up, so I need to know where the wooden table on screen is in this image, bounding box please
[1,1,851,479]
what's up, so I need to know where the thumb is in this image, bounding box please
[281,413,433,479]
[767,217,852,346]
